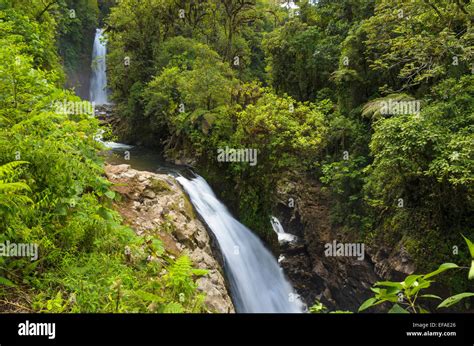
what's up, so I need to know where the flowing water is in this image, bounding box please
[177,175,304,313]
[271,216,298,244]
[91,29,303,313]
[90,29,108,104]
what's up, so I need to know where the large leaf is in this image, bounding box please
[375,281,403,289]
[462,235,474,258]
[423,263,458,279]
[461,235,474,280]
[409,280,431,296]
[468,260,474,281]
[437,293,474,309]
[358,297,377,312]
[358,297,388,312]
[403,275,422,288]
[419,294,442,300]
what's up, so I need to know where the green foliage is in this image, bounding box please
[364,75,473,270]
[0,161,33,213]
[0,3,207,313]
[263,20,339,101]
[309,300,352,314]
[64,0,474,311]
[438,293,474,309]
[57,0,99,73]
[359,236,474,313]
[141,36,330,235]
[362,0,472,92]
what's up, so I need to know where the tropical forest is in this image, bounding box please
[0,0,473,317]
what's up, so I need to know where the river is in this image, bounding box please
[92,28,304,313]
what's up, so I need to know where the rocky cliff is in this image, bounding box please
[274,173,416,312]
[105,164,235,313]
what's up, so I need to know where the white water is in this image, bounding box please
[271,216,298,244]
[90,29,108,104]
[177,175,304,313]
[94,129,133,150]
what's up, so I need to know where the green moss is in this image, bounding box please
[150,178,172,193]
[182,195,196,220]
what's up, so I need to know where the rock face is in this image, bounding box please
[105,164,235,313]
[274,174,415,312]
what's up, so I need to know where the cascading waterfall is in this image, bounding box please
[90,28,108,104]
[177,175,304,313]
[90,29,302,313]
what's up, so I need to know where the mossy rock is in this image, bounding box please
[150,178,173,193]
[169,196,196,221]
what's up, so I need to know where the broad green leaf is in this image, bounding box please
[437,292,474,309]
[419,294,442,300]
[462,235,474,280]
[375,281,403,289]
[423,263,458,279]
[370,287,380,294]
[462,235,474,258]
[358,297,377,312]
[403,275,422,288]
[409,280,431,296]
[388,304,409,314]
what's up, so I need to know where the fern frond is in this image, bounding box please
[0,161,29,179]
[0,161,32,210]
[0,181,31,193]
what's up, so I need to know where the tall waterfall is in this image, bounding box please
[89,28,108,104]
[177,175,304,313]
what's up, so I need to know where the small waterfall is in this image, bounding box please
[271,216,298,244]
[90,28,108,104]
[177,175,304,313]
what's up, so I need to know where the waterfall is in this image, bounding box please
[90,28,108,104]
[177,175,304,313]
[271,216,298,244]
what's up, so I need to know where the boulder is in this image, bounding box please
[105,164,235,313]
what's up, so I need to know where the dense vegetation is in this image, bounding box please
[104,0,473,305]
[0,0,209,313]
[0,0,472,313]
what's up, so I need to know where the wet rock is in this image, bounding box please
[275,174,382,312]
[370,245,416,281]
